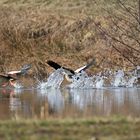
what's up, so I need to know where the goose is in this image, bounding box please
[0,64,31,87]
[47,59,96,82]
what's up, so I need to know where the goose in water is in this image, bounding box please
[0,64,31,87]
[47,59,96,82]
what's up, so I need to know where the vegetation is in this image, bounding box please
[0,117,140,140]
[0,0,139,78]
[0,2,140,139]
[94,0,140,69]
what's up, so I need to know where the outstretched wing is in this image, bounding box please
[7,64,31,77]
[62,67,75,75]
[47,60,75,75]
[47,60,62,70]
[75,58,96,73]
[7,71,21,75]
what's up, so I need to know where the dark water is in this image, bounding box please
[0,88,140,120]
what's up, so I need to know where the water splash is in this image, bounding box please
[68,71,106,89]
[13,82,24,89]
[136,66,140,78]
[37,67,140,89]
[68,71,94,89]
[111,70,138,88]
[111,70,126,87]
[93,72,105,88]
[37,68,64,89]
[125,72,137,87]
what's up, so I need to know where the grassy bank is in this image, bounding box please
[0,0,139,78]
[0,117,139,140]
[0,0,109,73]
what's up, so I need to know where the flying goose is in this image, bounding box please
[47,59,96,82]
[0,64,31,87]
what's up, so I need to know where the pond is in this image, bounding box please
[0,87,140,120]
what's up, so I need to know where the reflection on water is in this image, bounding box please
[0,88,140,119]
[38,89,64,113]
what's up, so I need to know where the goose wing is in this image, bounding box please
[47,60,75,75]
[7,71,21,75]
[0,74,17,86]
[7,64,31,77]
[75,58,96,73]
[47,60,62,70]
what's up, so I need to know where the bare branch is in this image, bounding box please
[111,44,136,66]
[94,21,140,53]
[118,0,140,25]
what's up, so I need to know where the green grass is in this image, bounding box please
[0,117,140,140]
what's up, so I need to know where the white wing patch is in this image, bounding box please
[7,71,21,74]
[75,65,87,73]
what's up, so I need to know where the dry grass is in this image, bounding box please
[0,0,138,79]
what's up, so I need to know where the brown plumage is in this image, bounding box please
[0,74,16,87]
[0,64,31,87]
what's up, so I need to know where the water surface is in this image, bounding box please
[0,88,140,120]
